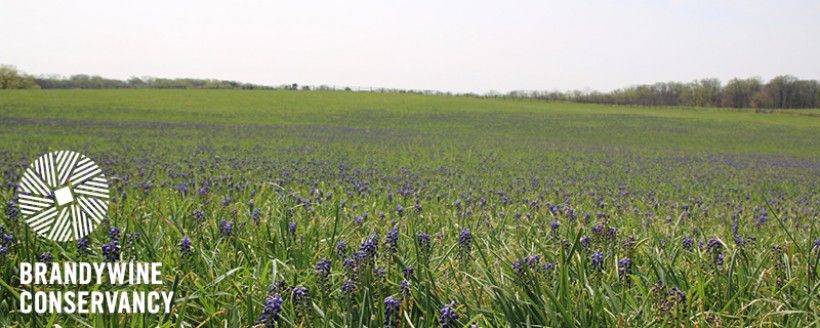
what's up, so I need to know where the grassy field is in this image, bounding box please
[0,89,818,327]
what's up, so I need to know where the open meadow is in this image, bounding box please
[0,89,818,327]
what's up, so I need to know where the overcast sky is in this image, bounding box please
[1,0,818,93]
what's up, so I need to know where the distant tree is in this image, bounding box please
[765,75,798,108]
[751,89,772,109]
[127,77,147,88]
[686,79,721,107]
[0,65,39,89]
[792,80,817,108]
[816,84,820,107]
[721,78,761,108]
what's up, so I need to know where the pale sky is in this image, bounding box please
[1,0,818,93]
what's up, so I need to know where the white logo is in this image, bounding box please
[16,151,109,241]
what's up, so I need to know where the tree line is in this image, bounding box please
[1,65,275,90]
[2,64,818,109]
[502,76,818,109]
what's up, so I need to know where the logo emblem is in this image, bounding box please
[16,151,109,241]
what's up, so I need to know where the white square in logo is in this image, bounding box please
[55,186,74,206]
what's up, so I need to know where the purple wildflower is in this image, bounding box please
[580,235,591,248]
[361,232,379,258]
[180,236,192,255]
[682,237,694,251]
[400,279,411,298]
[192,209,205,222]
[256,293,283,327]
[756,208,769,227]
[5,200,18,221]
[440,301,458,328]
[384,296,400,327]
[706,238,723,253]
[197,182,210,197]
[734,233,745,247]
[126,232,140,248]
[512,260,523,274]
[548,203,558,215]
[592,224,605,236]
[341,279,357,295]
[417,232,431,253]
[315,258,331,279]
[38,252,53,263]
[288,221,297,235]
[550,220,560,234]
[1,227,15,247]
[219,219,233,237]
[591,250,604,270]
[525,255,541,267]
[403,266,415,280]
[623,235,637,249]
[336,240,347,256]
[342,256,356,274]
[458,228,472,254]
[252,208,262,224]
[386,225,399,253]
[77,237,91,256]
[618,257,633,278]
[671,287,686,303]
[108,227,121,241]
[101,240,120,262]
[175,182,189,194]
[608,227,617,239]
[291,286,310,306]
[140,181,153,193]
[350,251,368,274]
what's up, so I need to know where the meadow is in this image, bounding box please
[0,89,818,327]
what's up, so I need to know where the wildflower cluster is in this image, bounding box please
[179,236,192,255]
[101,227,121,262]
[256,293,284,327]
[76,237,91,257]
[384,296,400,327]
[0,225,15,256]
[440,301,459,328]
[5,200,19,221]
[651,282,687,321]
[458,228,472,258]
[706,238,724,269]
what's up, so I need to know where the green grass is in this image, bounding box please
[1,89,818,157]
[0,89,818,327]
